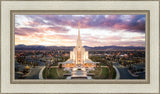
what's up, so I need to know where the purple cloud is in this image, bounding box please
[21,15,145,33]
[18,15,145,33]
[15,15,145,46]
[46,26,69,33]
[15,27,40,36]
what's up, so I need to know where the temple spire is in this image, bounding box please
[78,22,81,40]
[77,22,82,47]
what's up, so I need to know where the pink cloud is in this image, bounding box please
[15,15,145,46]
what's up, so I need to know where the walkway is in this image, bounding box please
[113,65,120,79]
[39,66,45,79]
[65,67,92,79]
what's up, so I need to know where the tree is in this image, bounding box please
[59,64,62,68]
[30,62,32,66]
[96,63,100,68]
[33,62,36,68]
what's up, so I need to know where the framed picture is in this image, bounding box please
[0,0,159,94]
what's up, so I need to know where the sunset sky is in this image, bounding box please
[15,15,145,47]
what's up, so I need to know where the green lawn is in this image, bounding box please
[43,68,48,79]
[43,67,67,79]
[89,67,101,78]
[112,68,116,79]
[89,67,109,79]
[43,67,115,79]
[57,68,69,78]
[99,67,109,79]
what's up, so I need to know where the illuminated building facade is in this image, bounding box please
[58,23,99,68]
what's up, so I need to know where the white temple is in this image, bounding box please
[58,23,99,69]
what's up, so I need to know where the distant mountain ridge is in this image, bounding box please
[15,44,145,51]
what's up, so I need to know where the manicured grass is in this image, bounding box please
[112,68,116,79]
[43,67,67,79]
[57,68,64,77]
[57,68,69,78]
[99,67,109,79]
[43,67,115,79]
[89,67,109,79]
[89,67,101,78]
[43,68,59,79]
[43,68,48,79]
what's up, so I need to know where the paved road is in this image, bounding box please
[113,62,137,79]
[25,66,44,79]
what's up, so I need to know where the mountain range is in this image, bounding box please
[15,44,145,51]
